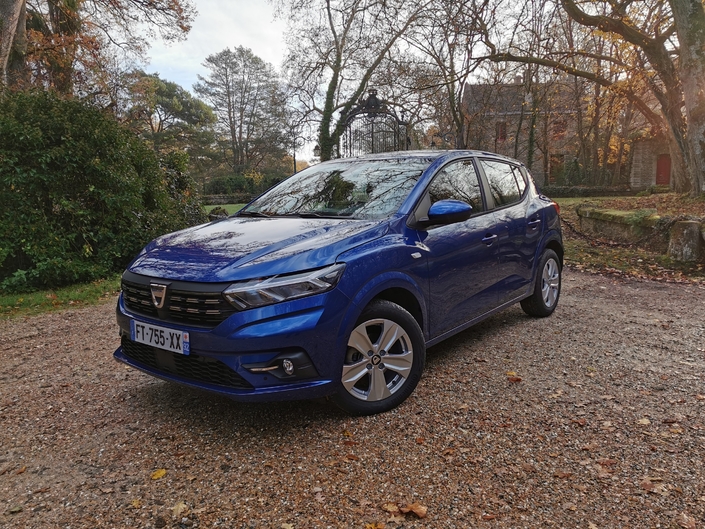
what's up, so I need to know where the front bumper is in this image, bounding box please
[114,287,353,402]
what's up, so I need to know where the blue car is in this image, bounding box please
[114,150,562,415]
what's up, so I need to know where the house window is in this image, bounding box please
[495,121,507,142]
[552,120,567,139]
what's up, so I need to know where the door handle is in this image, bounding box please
[482,234,498,245]
[528,219,542,230]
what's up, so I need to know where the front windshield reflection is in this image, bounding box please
[242,158,433,220]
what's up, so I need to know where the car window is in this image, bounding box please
[480,159,523,207]
[428,160,485,213]
[513,166,527,195]
[241,158,433,220]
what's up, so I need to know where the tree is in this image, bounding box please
[278,0,431,160]
[123,70,216,152]
[194,47,289,175]
[1,0,195,94]
[484,0,705,194]
[0,0,23,86]
[401,0,491,148]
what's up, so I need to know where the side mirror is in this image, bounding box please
[417,199,473,229]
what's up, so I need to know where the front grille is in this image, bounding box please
[167,289,235,325]
[121,337,253,390]
[122,280,157,317]
[122,277,236,328]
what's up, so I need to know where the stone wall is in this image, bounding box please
[577,206,705,261]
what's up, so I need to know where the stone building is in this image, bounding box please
[628,136,671,190]
[463,78,671,190]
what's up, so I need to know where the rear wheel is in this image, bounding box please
[333,300,425,416]
[521,249,561,317]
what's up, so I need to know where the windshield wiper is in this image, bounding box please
[238,210,270,218]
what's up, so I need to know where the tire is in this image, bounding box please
[333,300,425,416]
[520,249,561,317]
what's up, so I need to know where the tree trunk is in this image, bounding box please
[0,0,23,86]
[669,0,705,195]
[6,0,26,87]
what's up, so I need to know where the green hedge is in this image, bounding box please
[0,90,206,293]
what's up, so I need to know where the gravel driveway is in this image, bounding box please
[2,268,705,529]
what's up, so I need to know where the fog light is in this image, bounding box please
[282,359,295,375]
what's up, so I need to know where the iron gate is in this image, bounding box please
[340,90,409,158]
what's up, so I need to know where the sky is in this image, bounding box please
[144,1,287,92]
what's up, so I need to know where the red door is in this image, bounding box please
[656,154,671,185]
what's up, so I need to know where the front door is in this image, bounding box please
[419,159,500,338]
[656,154,671,185]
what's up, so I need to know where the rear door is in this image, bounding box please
[477,159,542,304]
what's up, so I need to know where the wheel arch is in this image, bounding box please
[544,238,564,267]
[370,287,424,332]
[343,272,428,342]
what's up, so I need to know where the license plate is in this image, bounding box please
[130,320,190,355]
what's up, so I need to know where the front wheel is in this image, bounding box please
[521,249,561,317]
[333,300,425,416]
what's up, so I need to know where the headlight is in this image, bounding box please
[223,263,346,310]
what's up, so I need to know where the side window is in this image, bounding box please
[513,166,527,195]
[480,159,522,206]
[428,160,484,213]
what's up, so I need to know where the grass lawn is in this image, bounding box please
[205,204,245,215]
[0,275,121,319]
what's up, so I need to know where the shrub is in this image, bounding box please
[0,90,206,293]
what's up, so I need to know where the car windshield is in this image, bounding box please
[240,158,433,220]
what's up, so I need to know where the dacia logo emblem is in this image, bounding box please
[150,284,168,309]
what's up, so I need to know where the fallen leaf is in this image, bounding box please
[571,418,587,426]
[381,502,400,513]
[675,512,696,529]
[343,430,352,437]
[416,437,425,444]
[596,458,617,467]
[15,466,26,475]
[554,471,573,479]
[482,513,497,520]
[172,501,188,517]
[131,499,141,509]
[507,376,522,383]
[281,524,294,529]
[151,468,167,480]
[7,506,22,514]
[344,440,358,446]
[364,523,385,529]
[400,502,428,518]
[100,488,113,494]
[506,371,517,376]
[387,514,405,523]
[345,454,360,461]
[637,418,651,425]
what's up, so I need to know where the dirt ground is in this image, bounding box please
[1,267,705,529]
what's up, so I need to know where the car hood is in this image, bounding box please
[128,216,387,282]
